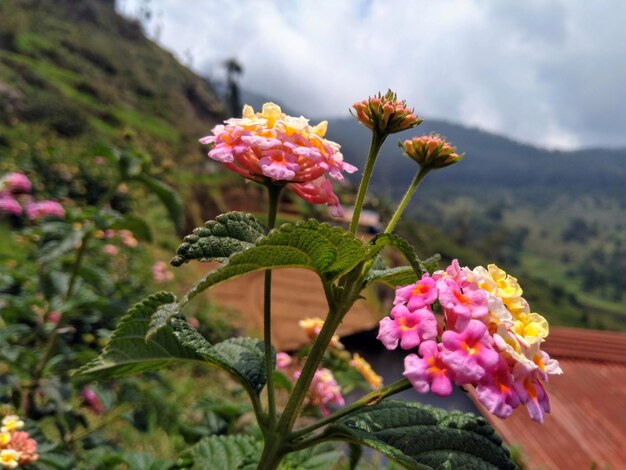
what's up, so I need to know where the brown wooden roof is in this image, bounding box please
[470,327,626,470]
[198,263,381,351]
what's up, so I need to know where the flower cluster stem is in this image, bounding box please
[384,167,430,234]
[263,183,283,429]
[349,133,386,234]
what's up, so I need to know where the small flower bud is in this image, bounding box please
[400,134,463,170]
[352,90,422,136]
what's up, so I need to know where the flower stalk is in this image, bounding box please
[263,182,284,429]
[349,133,386,234]
[384,166,430,234]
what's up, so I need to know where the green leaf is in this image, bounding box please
[184,434,262,470]
[110,214,153,242]
[170,319,271,395]
[368,233,427,276]
[273,370,293,392]
[422,254,441,274]
[145,301,180,340]
[134,173,184,234]
[279,443,345,470]
[39,223,87,263]
[75,292,206,380]
[366,266,418,288]
[324,400,516,470]
[171,212,267,267]
[184,220,367,304]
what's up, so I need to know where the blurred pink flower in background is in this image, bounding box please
[103,244,119,256]
[25,200,65,219]
[0,172,32,194]
[0,195,22,216]
[152,261,174,283]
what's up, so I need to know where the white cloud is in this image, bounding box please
[118,0,626,149]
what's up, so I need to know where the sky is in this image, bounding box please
[118,0,626,150]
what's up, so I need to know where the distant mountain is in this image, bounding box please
[324,117,626,202]
[239,89,625,202]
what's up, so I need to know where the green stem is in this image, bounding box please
[257,305,344,470]
[290,378,412,440]
[349,133,386,234]
[263,183,283,430]
[275,303,342,433]
[384,167,430,234]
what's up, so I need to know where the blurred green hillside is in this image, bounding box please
[1,0,623,331]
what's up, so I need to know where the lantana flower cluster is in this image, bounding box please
[0,415,39,468]
[0,172,65,220]
[378,260,562,423]
[200,103,357,217]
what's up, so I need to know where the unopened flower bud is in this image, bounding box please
[400,134,463,170]
[352,90,421,136]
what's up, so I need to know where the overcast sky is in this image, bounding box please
[118,0,625,150]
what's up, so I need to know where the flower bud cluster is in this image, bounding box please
[401,134,463,170]
[0,172,65,220]
[352,90,421,135]
[200,103,357,217]
[377,260,562,423]
[0,415,39,468]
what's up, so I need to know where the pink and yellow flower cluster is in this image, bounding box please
[0,415,39,468]
[0,172,65,220]
[377,260,562,423]
[295,368,345,417]
[200,103,357,217]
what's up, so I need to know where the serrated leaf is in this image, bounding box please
[134,173,184,234]
[324,400,516,470]
[183,220,367,304]
[170,319,271,395]
[171,212,267,267]
[184,434,262,470]
[422,254,441,274]
[110,214,153,242]
[75,292,206,379]
[146,301,180,339]
[279,443,345,470]
[368,233,427,276]
[366,266,418,288]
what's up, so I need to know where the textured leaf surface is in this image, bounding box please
[186,434,261,470]
[171,212,267,266]
[366,266,418,288]
[367,254,441,288]
[279,443,345,469]
[76,292,205,379]
[171,319,270,395]
[324,400,516,470]
[368,233,426,276]
[145,301,180,339]
[184,220,367,303]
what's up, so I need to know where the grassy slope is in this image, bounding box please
[0,0,230,230]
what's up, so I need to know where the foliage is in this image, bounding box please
[76,95,523,469]
[0,145,195,466]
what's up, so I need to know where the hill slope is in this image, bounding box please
[0,0,223,164]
